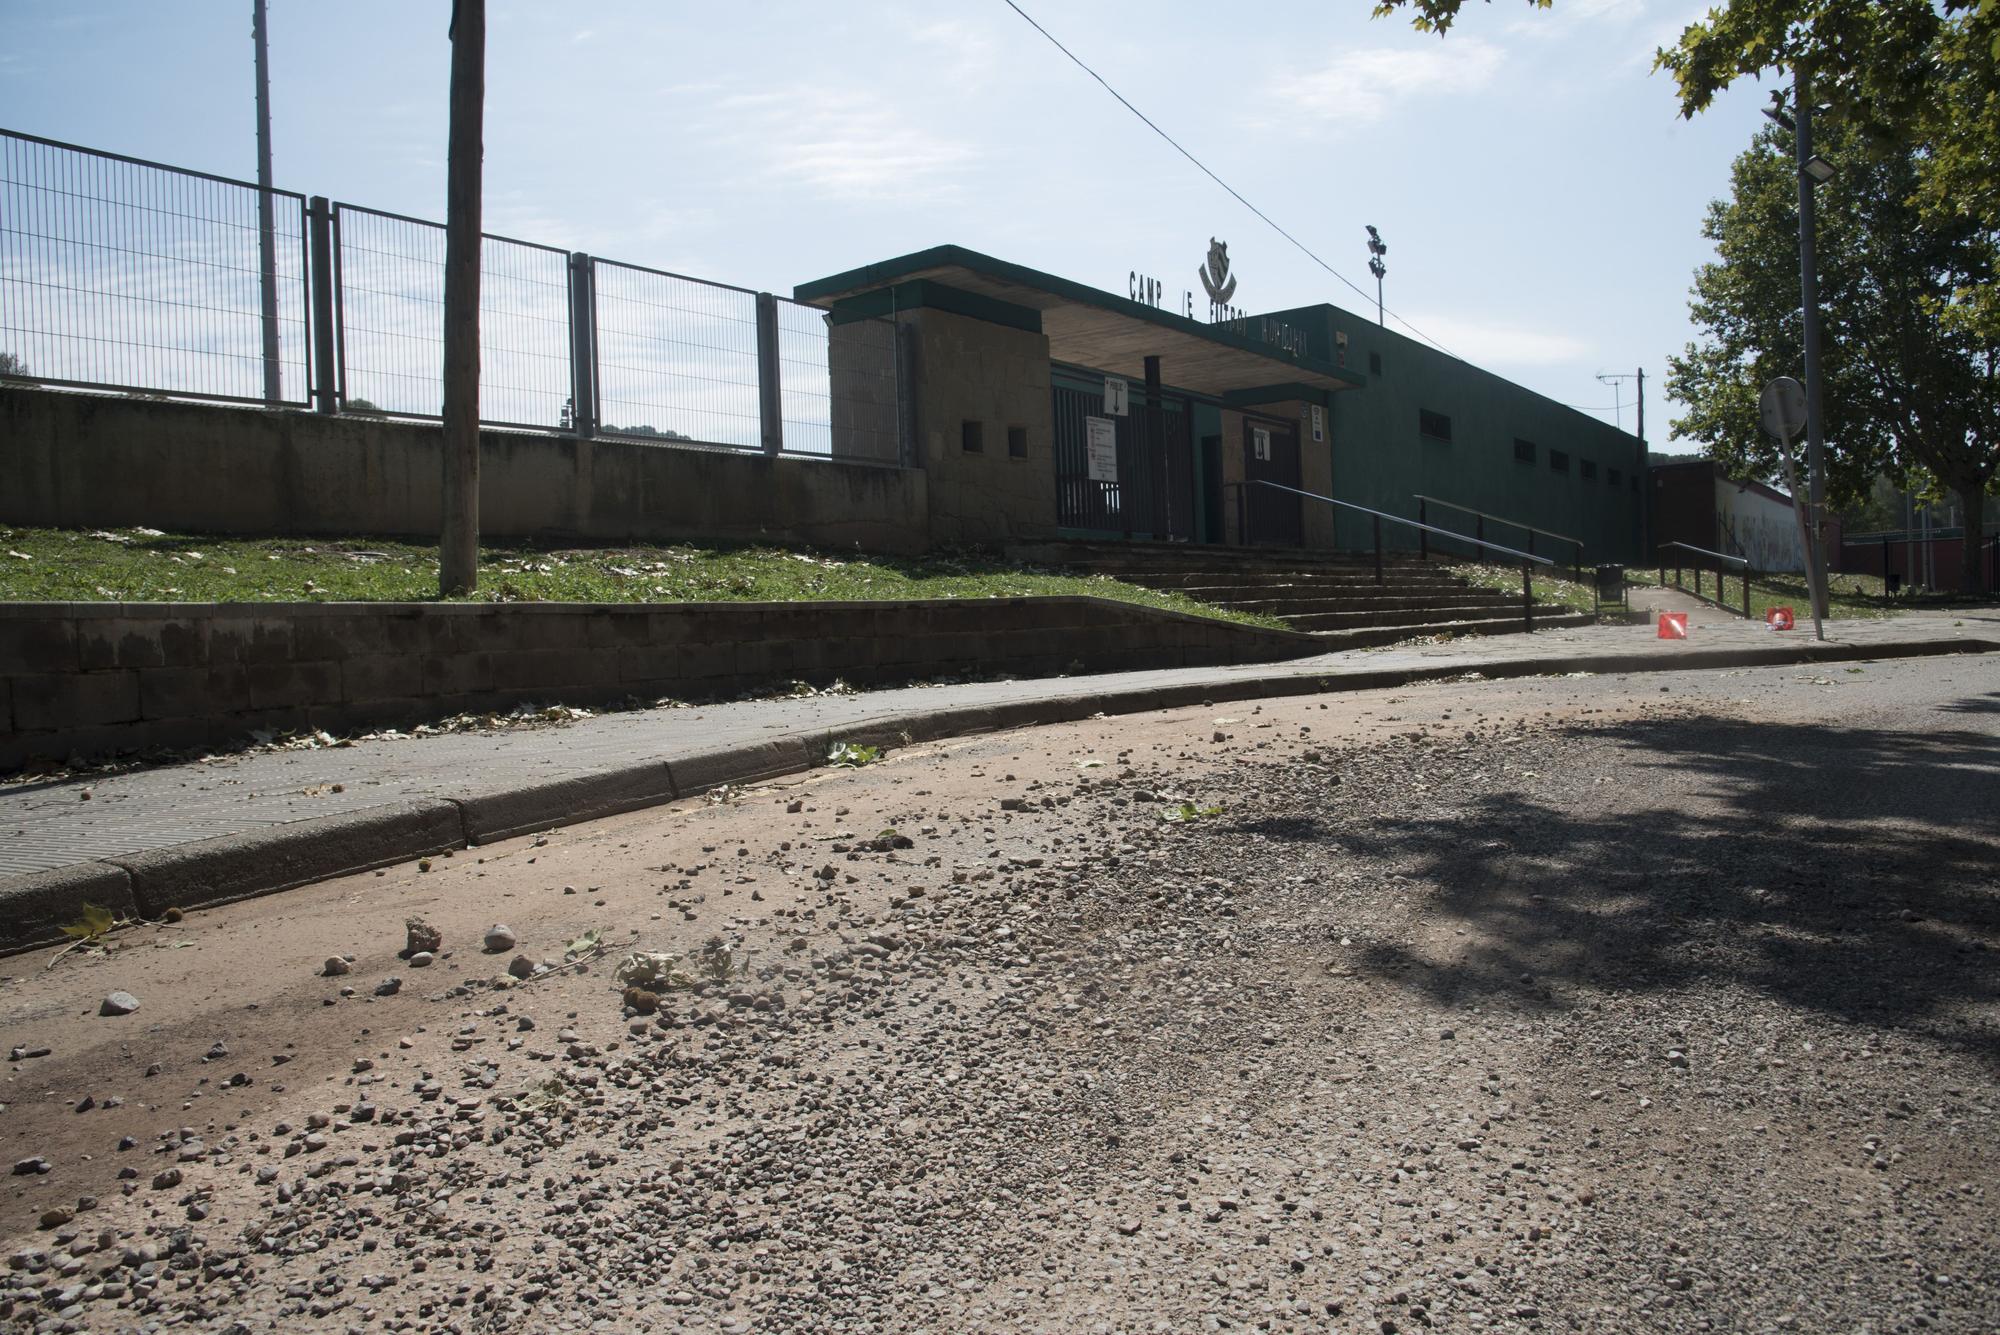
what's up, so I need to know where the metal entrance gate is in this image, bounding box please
[1242,414,1303,546]
[1051,370,1195,540]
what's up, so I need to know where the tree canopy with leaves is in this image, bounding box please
[1667,115,1997,590]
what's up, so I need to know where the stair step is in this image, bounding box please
[1279,602,1565,632]
[1305,609,1596,650]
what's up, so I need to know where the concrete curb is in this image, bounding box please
[3,633,1993,954]
[456,764,679,846]
[111,799,466,917]
[0,861,137,954]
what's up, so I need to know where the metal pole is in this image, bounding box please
[1742,565,1751,620]
[1418,499,1428,562]
[253,0,281,404]
[1522,565,1533,632]
[1375,273,1383,328]
[307,196,336,414]
[1796,71,1831,634]
[567,253,596,438]
[755,292,783,455]
[1372,514,1383,586]
[1635,366,1648,566]
[439,0,485,596]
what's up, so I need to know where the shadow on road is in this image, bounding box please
[1326,703,2000,1065]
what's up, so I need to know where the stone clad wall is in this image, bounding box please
[0,387,930,553]
[0,598,1318,767]
[905,309,1059,545]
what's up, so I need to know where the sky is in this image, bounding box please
[0,0,1781,452]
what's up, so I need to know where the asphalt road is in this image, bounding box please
[1,655,1995,1334]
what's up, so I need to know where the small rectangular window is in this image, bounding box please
[1419,409,1452,442]
[1513,437,1536,464]
[1007,425,1027,458]
[961,420,983,453]
[1549,449,1570,474]
[1368,351,1383,376]
[1607,467,1622,486]
[1580,459,1598,481]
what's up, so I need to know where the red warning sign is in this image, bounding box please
[1657,612,1689,639]
[1766,606,1795,631]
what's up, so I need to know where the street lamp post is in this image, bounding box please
[1795,71,1832,629]
[1365,225,1387,327]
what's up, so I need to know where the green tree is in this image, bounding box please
[1667,120,1999,591]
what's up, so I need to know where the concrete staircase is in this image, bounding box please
[1014,540,1596,650]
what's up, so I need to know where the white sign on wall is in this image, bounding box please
[1252,426,1272,461]
[1103,376,1129,417]
[1085,416,1119,482]
[1310,404,1325,443]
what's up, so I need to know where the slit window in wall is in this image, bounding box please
[1513,437,1537,464]
[1419,409,1452,442]
[1608,467,1622,486]
[1549,449,1570,474]
[1581,458,1598,481]
[1369,351,1383,376]
[1007,425,1028,458]
[961,420,983,453]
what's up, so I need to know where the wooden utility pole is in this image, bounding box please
[439,0,485,596]
[252,0,280,404]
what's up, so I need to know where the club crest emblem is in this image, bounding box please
[1198,238,1237,307]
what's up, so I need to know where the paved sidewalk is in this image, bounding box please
[3,608,1995,948]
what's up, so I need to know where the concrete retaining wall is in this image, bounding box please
[0,386,930,553]
[0,597,1319,767]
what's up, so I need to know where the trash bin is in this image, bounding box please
[1593,564,1626,615]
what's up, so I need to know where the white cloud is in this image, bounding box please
[1401,313,1594,367]
[1265,38,1506,126]
[714,87,976,204]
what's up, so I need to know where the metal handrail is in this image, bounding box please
[1245,480,1553,565]
[1412,494,1582,547]
[1657,541,1748,568]
[1232,480,1552,633]
[1656,542,1752,618]
[1413,493,1584,579]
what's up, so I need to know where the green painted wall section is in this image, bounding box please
[1255,303,1646,566]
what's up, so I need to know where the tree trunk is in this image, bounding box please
[439,0,485,597]
[1955,481,1988,595]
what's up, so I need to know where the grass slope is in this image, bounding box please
[0,527,1290,630]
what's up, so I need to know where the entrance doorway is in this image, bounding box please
[1051,368,1195,540]
[1242,414,1302,546]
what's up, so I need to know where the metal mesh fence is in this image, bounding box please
[0,129,309,404]
[589,260,763,449]
[775,298,901,464]
[332,204,569,430]
[1,127,911,468]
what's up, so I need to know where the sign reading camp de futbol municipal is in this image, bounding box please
[1128,239,1309,359]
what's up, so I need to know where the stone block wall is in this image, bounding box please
[905,309,1059,545]
[0,598,1319,767]
[0,387,930,553]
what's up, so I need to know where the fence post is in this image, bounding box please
[307,196,338,415]
[1694,565,1702,601]
[1417,499,1428,562]
[1742,565,1751,619]
[1372,514,1383,586]
[1523,564,1533,632]
[756,292,783,456]
[1573,541,1583,585]
[566,253,596,439]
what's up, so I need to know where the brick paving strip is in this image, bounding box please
[4,607,1995,952]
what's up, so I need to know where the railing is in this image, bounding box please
[1841,529,1998,594]
[0,129,311,405]
[1657,541,1752,618]
[0,126,908,467]
[1413,494,1585,581]
[1234,480,1553,631]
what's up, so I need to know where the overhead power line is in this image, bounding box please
[1000,0,1462,361]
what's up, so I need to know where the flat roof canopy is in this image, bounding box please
[794,245,1364,398]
